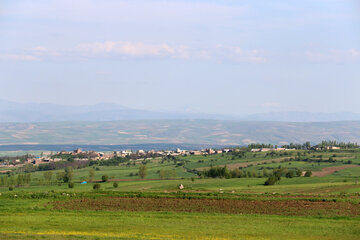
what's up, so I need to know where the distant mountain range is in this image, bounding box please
[0,100,229,122]
[1,100,360,122]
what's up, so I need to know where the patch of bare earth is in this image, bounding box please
[50,197,360,217]
[312,165,360,177]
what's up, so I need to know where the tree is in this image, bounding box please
[43,171,53,184]
[63,166,74,183]
[102,175,109,182]
[286,171,294,178]
[16,174,24,186]
[113,182,118,188]
[139,165,147,179]
[264,176,279,185]
[56,172,65,183]
[25,173,31,185]
[68,182,74,188]
[159,169,165,179]
[89,168,95,182]
[304,171,312,177]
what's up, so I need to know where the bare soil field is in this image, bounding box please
[50,197,360,217]
[312,165,360,177]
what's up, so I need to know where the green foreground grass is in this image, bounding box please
[1,149,360,239]
[0,199,359,240]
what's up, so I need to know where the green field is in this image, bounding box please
[1,149,360,239]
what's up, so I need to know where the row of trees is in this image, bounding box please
[201,165,312,182]
[202,166,267,179]
[0,173,31,187]
[315,141,359,149]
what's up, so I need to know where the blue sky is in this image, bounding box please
[0,0,359,115]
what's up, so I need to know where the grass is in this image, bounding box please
[1,149,360,239]
[0,196,359,240]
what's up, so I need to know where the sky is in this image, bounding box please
[0,0,359,115]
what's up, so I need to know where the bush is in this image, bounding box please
[304,171,312,177]
[93,183,101,190]
[286,171,294,178]
[113,182,118,188]
[264,176,279,185]
[8,186,13,191]
[102,175,109,182]
[68,182,74,188]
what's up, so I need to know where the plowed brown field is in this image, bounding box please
[312,165,360,177]
[50,197,360,217]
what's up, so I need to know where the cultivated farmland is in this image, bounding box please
[1,148,360,239]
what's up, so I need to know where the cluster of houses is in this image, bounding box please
[3,145,342,167]
[316,146,341,150]
[250,147,296,152]
[22,147,239,165]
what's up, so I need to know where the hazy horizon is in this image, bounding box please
[1,0,360,115]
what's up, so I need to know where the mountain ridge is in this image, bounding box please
[1,100,360,122]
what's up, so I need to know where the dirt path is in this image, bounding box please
[196,157,290,171]
[312,165,360,177]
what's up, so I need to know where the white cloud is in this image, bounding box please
[0,54,39,61]
[3,41,267,64]
[75,41,189,59]
[74,42,266,63]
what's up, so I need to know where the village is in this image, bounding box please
[4,145,342,167]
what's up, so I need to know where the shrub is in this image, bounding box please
[286,171,294,178]
[8,186,14,191]
[68,182,74,188]
[139,165,147,179]
[304,171,312,177]
[93,183,101,190]
[264,176,279,185]
[113,182,118,188]
[102,175,109,182]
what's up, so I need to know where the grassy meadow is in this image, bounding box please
[1,149,360,239]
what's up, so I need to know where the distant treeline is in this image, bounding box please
[315,141,359,149]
